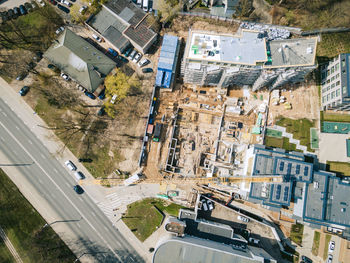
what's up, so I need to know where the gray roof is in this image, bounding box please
[266,38,317,68]
[87,7,130,51]
[153,236,267,263]
[197,220,233,239]
[43,29,115,93]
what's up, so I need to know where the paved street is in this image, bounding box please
[0,97,145,263]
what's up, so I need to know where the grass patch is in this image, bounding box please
[0,169,76,263]
[122,198,186,241]
[312,231,320,256]
[290,223,304,246]
[323,234,331,260]
[327,161,350,176]
[317,32,350,59]
[321,111,350,123]
[0,241,14,263]
[265,136,302,152]
[276,117,315,152]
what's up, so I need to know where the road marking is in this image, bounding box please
[0,136,4,141]
[91,211,96,217]
[28,140,33,145]
[77,223,81,229]
[15,126,19,130]
[12,150,17,155]
[40,153,46,159]
[0,121,122,262]
[53,168,58,173]
[65,182,70,187]
[1,112,6,117]
[38,179,43,184]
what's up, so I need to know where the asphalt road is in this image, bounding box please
[0,98,144,263]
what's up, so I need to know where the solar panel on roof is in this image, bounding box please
[296,165,300,174]
[283,191,289,201]
[287,163,292,174]
[304,166,309,176]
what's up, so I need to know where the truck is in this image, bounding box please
[153,123,162,142]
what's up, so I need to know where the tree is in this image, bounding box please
[157,0,181,23]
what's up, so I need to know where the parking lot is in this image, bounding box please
[0,0,28,9]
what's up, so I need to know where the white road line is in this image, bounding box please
[104,226,108,231]
[28,140,33,145]
[12,150,17,155]
[53,168,58,173]
[77,223,81,229]
[15,126,19,130]
[0,121,122,262]
[65,182,70,187]
[38,179,43,184]
[40,153,46,159]
[1,112,6,117]
[0,136,4,141]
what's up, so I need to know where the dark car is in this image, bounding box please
[118,55,128,63]
[124,47,132,57]
[97,106,105,116]
[19,86,30,96]
[107,48,118,57]
[48,0,57,5]
[73,185,84,194]
[84,91,96,100]
[33,51,43,62]
[0,12,9,22]
[57,4,70,13]
[16,72,27,81]
[24,2,33,12]
[19,5,27,15]
[27,61,36,70]
[7,9,14,19]
[13,7,20,17]
[142,68,153,73]
[98,89,105,100]
[78,158,92,163]
[301,256,312,263]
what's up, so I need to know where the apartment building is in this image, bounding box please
[182,29,317,90]
[321,53,350,111]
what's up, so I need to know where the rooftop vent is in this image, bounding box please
[307,47,313,54]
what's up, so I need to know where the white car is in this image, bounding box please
[37,0,45,6]
[61,73,70,81]
[328,241,335,253]
[62,0,72,7]
[327,254,333,263]
[65,160,77,171]
[237,215,250,223]
[55,26,64,35]
[92,34,102,43]
[79,5,87,13]
[133,53,142,63]
[207,200,214,210]
[138,58,150,67]
[110,94,118,104]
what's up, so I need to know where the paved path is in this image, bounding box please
[0,226,23,263]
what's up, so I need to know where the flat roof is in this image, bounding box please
[187,30,267,65]
[273,157,313,182]
[153,237,266,263]
[269,182,292,206]
[265,37,317,68]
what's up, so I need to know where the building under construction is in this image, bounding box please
[182,29,317,90]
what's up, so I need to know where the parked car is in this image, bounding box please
[202,201,208,211]
[78,158,92,163]
[123,47,132,57]
[128,50,136,60]
[0,12,9,23]
[57,4,70,13]
[84,91,96,100]
[207,200,214,210]
[16,72,27,81]
[55,26,64,34]
[133,52,142,63]
[73,185,84,194]
[327,254,333,263]
[19,86,30,96]
[33,51,43,62]
[7,9,15,19]
[24,2,33,12]
[61,72,70,80]
[142,67,153,73]
[107,48,118,57]
[301,256,312,263]
[92,34,102,43]
[27,61,36,70]
[97,106,105,116]
[110,94,117,104]
[138,58,150,67]
[65,160,77,171]
[79,5,87,13]
[62,0,72,7]
[37,0,45,6]
[248,237,260,245]
[13,7,20,18]
[237,215,250,223]
[118,55,128,63]
[19,5,27,15]
[98,89,105,100]
[74,171,85,180]
[328,241,335,253]
[48,0,57,5]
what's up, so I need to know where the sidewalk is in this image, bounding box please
[296,225,322,263]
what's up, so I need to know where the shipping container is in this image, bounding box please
[153,123,162,142]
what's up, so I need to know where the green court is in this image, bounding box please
[310,128,319,149]
[322,121,350,134]
[266,128,282,138]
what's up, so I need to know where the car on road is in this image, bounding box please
[79,5,87,13]
[301,255,312,263]
[237,215,250,223]
[73,185,84,194]
[138,58,150,67]
[107,48,118,57]
[57,4,70,13]
[65,160,77,171]
[85,91,96,100]
[92,34,102,43]
[327,254,333,263]
[16,72,28,81]
[74,171,85,180]
[19,86,30,96]
[328,241,335,253]
[207,200,214,210]
[133,53,142,63]
[62,0,72,7]
[61,72,70,80]
[142,67,153,73]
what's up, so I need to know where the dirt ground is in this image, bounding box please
[268,83,320,125]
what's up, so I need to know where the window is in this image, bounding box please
[327,86,330,91]
[327,79,330,84]
[331,91,335,99]
[343,86,347,94]
[336,73,340,79]
[342,59,346,67]
[336,81,340,86]
[331,83,335,89]
[336,89,340,96]
[327,69,330,76]
[331,66,334,74]
[322,96,325,103]
[327,94,330,101]
[335,63,339,71]
[331,76,335,82]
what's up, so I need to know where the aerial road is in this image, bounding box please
[0,98,144,263]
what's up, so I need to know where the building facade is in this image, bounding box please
[321,53,350,111]
[182,29,317,90]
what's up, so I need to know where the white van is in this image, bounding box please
[202,201,208,211]
[142,0,148,11]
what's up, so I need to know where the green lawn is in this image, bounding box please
[265,136,302,152]
[321,111,350,123]
[276,117,315,152]
[0,169,77,263]
[310,128,319,149]
[312,231,320,256]
[0,241,14,263]
[323,234,331,260]
[122,198,185,241]
[290,223,304,246]
[317,32,350,58]
[327,161,350,176]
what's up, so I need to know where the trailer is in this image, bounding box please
[153,123,162,142]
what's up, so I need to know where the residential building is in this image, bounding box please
[209,0,239,18]
[86,0,157,54]
[182,29,317,90]
[245,144,350,237]
[43,29,116,95]
[155,35,180,89]
[320,53,350,111]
